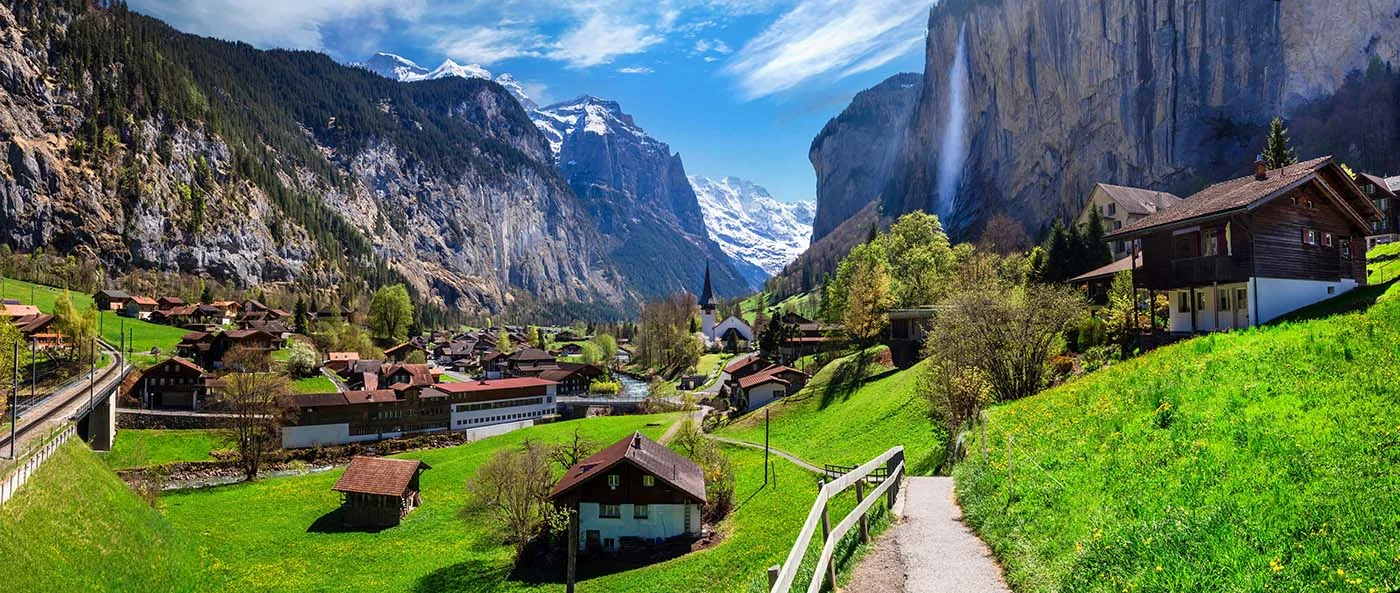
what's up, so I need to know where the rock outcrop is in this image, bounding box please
[886,0,1400,238]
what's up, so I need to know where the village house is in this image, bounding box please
[539,363,606,396]
[380,363,437,394]
[93,289,132,311]
[132,356,216,410]
[383,341,419,362]
[721,353,769,381]
[331,456,430,528]
[326,351,360,373]
[507,347,558,376]
[730,365,808,412]
[559,343,584,357]
[548,432,706,553]
[11,312,62,348]
[776,312,843,360]
[281,377,558,448]
[122,296,159,320]
[156,296,185,309]
[1075,183,1183,260]
[886,308,938,368]
[1108,156,1379,332]
[1357,172,1400,249]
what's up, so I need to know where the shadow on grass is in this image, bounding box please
[817,354,899,410]
[413,559,512,593]
[1267,279,1396,325]
[305,507,391,534]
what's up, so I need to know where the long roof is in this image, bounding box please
[429,377,557,393]
[1109,156,1375,238]
[548,432,706,504]
[332,456,429,497]
[737,364,805,390]
[723,353,763,374]
[1092,183,1182,216]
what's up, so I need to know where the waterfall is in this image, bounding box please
[935,23,970,218]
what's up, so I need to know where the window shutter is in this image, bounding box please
[1216,226,1228,255]
[1301,228,1309,244]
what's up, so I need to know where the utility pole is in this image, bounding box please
[11,340,19,459]
[764,408,770,487]
[88,338,95,414]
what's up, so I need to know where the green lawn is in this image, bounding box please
[0,277,188,365]
[0,440,199,593]
[289,374,338,394]
[720,351,946,476]
[101,429,229,470]
[952,283,1400,593]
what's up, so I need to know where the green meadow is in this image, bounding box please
[101,429,229,470]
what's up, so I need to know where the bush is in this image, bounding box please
[1074,316,1108,352]
[283,340,319,378]
[1081,345,1119,373]
[588,379,621,395]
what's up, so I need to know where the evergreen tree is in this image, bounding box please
[1262,115,1297,170]
[1084,209,1112,270]
[293,297,309,333]
[199,280,212,304]
[1045,219,1070,283]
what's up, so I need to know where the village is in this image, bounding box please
[3,136,1397,592]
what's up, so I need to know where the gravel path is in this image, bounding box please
[897,477,1011,593]
[707,435,822,473]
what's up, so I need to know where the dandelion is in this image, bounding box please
[1269,558,1283,573]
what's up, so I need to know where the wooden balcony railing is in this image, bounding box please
[1169,255,1248,284]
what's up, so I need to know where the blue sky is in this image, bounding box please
[128,0,931,203]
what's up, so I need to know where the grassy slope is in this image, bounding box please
[101,429,229,470]
[289,374,338,394]
[953,284,1400,593]
[0,441,199,593]
[720,352,946,475]
[0,277,188,363]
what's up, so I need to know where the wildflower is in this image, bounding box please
[1269,558,1283,573]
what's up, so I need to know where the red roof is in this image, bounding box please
[723,354,763,374]
[738,364,805,390]
[129,296,158,306]
[343,389,399,404]
[548,432,706,504]
[430,377,557,393]
[332,456,430,497]
[328,352,359,361]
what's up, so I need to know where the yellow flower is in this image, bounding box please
[1269,558,1283,573]
[1336,568,1345,577]
[1155,565,1162,573]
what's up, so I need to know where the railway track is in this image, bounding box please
[0,340,124,456]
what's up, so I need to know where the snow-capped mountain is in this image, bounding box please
[690,175,815,280]
[354,52,535,109]
[531,96,649,163]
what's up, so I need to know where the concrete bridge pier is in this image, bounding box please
[76,391,116,452]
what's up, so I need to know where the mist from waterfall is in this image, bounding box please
[935,23,969,218]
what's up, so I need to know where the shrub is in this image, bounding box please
[1081,345,1119,373]
[283,340,319,378]
[588,379,621,395]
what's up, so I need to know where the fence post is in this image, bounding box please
[819,480,836,587]
[856,478,868,543]
[885,448,903,508]
[767,565,780,591]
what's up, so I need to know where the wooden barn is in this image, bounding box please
[331,456,430,528]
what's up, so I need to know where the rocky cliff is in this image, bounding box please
[808,72,922,243]
[0,2,634,319]
[537,96,754,299]
[886,0,1400,238]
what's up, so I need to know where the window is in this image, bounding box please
[1302,228,1318,246]
[1322,232,1334,248]
[642,475,655,487]
[1177,291,1190,313]
[1306,200,1315,209]
[604,537,616,550]
[1196,291,1207,312]
[634,504,649,519]
[1218,290,1230,311]
[1342,239,1353,259]
[607,474,620,489]
[1202,228,1220,256]
[1107,203,1117,216]
[599,504,620,518]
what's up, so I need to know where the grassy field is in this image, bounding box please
[952,283,1400,593]
[289,374,338,394]
[101,429,229,470]
[1369,243,1400,284]
[720,351,946,476]
[140,412,885,593]
[0,440,200,593]
[0,277,188,365]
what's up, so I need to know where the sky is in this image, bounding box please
[127,0,932,203]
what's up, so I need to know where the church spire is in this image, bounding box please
[698,261,714,309]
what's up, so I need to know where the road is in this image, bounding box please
[887,477,1011,593]
[0,340,124,459]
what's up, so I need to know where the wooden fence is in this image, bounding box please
[767,446,905,593]
[0,423,75,505]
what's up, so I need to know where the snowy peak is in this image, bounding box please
[690,175,814,278]
[531,96,650,162]
[355,52,534,108]
[356,52,429,81]
[424,59,492,81]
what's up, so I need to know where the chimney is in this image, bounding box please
[1254,154,1267,181]
[632,432,642,449]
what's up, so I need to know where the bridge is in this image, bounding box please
[0,340,126,504]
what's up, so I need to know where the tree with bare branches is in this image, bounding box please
[466,442,563,560]
[547,428,598,471]
[216,368,291,481]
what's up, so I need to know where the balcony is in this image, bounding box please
[1170,255,1248,285]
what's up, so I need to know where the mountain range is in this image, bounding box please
[689,176,814,286]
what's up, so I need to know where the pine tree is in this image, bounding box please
[1262,115,1297,170]
[1084,209,1112,270]
[1045,219,1070,283]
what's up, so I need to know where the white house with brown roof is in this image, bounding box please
[1077,183,1183,260]
[549,432,705,552]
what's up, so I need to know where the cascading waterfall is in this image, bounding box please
[935,23,970,218]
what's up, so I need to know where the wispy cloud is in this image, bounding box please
[551,12,665,68]
[129,0,424,58]
[725,0,930,100]
[618,66,656,74]
[430,25,548,65]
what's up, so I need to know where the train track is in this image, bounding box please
[0,341,124,456]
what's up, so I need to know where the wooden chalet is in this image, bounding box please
[123,296,159,319]
[730,365,808,412]
[93,289,131,311]
[383,341,419,363]
[1075,183,1183,260]
[549,432,705,552]
[133,356,215,410]
[157,296,186,308]
[1357,172,1400,249]
[331,456,430,528]
[1107,156,1380,333]
[538,363,606,396]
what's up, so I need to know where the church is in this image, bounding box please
[697,262,753,351]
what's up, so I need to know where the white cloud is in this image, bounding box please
[726,0,930,100]
[129,0,424,56]
[430,25,549,66]
[550,13,664,68]
[618,66,655,74]
[704,56,720,63]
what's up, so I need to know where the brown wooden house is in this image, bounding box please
[331,456,430,528]
[538,363,606,396]
[549,432,705,552]
[134,356,215,410]
[1108,156,1380,332]
[93,289,131,311]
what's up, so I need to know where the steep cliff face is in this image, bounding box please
[808,72,922,243]
[538,96,754,299]
[886,0,1400,238]
[0,3,634,318]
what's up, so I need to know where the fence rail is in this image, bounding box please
[768,446,905,593]
[0,423,75,505]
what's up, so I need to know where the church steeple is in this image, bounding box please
[698,261,715,310]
